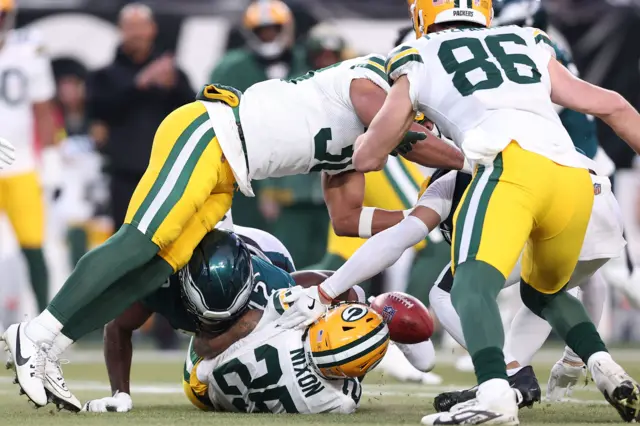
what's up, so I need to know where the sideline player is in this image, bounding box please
[3,51,464,408]
[0,0,58,314]
[281,0,640,423]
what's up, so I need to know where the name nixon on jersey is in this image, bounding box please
[290,348,325,398]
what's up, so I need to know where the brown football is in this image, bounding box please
[370,292,434,344]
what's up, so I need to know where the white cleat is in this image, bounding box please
[421,388,520,425]
[44,352,81,412]
[589,356,640,422]
[1,323,48,407]
[546,359,586,401]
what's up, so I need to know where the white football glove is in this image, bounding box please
[546,360,586,401]
[0,137,16,169]
[278,286,329,329]
[82,391,133,413]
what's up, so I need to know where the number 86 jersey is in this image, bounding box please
[388,25,584,169]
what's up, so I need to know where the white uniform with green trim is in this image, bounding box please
[240,55,390,179]
[193,289,363,414]
[386,25,585,169]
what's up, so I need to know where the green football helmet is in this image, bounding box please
[179,229,255,332]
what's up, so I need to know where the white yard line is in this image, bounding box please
[0,376,608,403]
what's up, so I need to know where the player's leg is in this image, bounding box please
[4,172,49,312]
[3,102,234,407]
[423,146,543,426]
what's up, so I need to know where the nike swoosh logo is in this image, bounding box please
[15,324,30,367]
[308,300,316,310]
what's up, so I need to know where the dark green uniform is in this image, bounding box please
[141,256,295,334]
[552,41,599,159]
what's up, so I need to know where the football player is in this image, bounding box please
[281,0,640,423]
[0,0,57,315]
[186,300,388,414]
[2,46,465,410]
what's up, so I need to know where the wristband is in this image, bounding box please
[358,207,375,238]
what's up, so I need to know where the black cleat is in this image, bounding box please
[604,380,640,423]
[433,386,478,412]
[432,366,541,413]
[508,366,541,409]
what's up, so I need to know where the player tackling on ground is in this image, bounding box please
[281,0,640,424]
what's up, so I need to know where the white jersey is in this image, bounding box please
[239,55,390,180]
[387,25,585,169]
[0,30,55,176]
[201,290,361,414]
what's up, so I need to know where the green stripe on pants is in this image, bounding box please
[453,166,484,268]
[397,159,420,191]
[132,112,210,228]
[383,166,412,208]
[466,154,503,260]
[145,127,216,235]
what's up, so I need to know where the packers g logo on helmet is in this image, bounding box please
[410,0,493,37]
[306,303,390,380]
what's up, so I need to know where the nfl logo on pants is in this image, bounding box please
[594,183,601,195]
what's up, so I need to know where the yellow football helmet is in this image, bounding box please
[243,0,295,59]
[410,0,493,37]
[306,303,390,380]
[0,0,16,42]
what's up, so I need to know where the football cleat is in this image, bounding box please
[423,389,519,425]
[546,359,587,401]
[433,367,540,412]
[43,353,81,412]
[590,356,640,422]
[1,323,48,407]
[508,366,541,409]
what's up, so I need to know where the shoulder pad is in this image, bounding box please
[386,45,423,76]
[349,54,388,84]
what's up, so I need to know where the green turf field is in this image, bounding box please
[1,348,639,426]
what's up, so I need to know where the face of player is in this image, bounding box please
[254,24,282,43]
[119,12,157,62]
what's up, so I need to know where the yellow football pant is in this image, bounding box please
[125,101,236,271]
[451,142,593,294]
[0,171,44,247]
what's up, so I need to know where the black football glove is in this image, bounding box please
[390,131,427,157]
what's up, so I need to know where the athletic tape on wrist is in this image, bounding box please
[358,207,375,238]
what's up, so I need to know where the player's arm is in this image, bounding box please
[318,172,455,302]
[193,309,263,359]
[350,78,463,170]
[279,173,456,328]
[548,59,640,154]
[352,76,416,172]
[104,302,153,395]
[33,101,56,147]
[322,170,406,238]
[82,302,152,412]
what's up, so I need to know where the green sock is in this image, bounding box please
[48,224,159,325]
[61,255,173,341]
[450,260,507,384]
[521,282,607,363]
[21,248,49,312]
[67,226,88,267]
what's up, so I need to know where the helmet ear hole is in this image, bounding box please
[342,326,355,332]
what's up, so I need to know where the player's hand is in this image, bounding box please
[278,286,329,330]
[546,360,586,401]
[82,391,133,413]
[390,131,427,157]
[0,137,16,169]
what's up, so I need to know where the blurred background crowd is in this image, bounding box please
[1,0,640,362]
